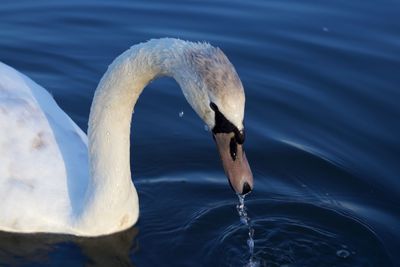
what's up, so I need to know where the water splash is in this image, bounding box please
[236,194,259,267]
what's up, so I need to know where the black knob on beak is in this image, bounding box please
[242,182,252,195]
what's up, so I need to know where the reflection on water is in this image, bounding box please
[0,0,399,266]
[0,227,138,266]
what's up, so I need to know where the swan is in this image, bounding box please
[0,38,253,236]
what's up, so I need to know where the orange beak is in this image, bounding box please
[214,132,253,195]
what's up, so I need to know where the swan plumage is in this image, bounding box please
[0,61,88,233]
[0,38,252,236]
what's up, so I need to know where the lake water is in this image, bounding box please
[1,0,399,266]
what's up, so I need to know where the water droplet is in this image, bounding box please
[179,111,184,118]
[336,249,350,258]
[323,27,329,32]
[236,194,258,266]
[247,238,254,250]
[249,228,254,238]
[204,124,209,132]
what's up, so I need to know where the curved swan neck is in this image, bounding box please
[88,39,193,186]
[80,39,199,234]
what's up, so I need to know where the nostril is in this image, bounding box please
[242,182,252,195]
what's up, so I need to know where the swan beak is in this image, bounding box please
[214,132,253,195]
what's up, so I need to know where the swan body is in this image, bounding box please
[0,61,89,234]
[0,38,252,236]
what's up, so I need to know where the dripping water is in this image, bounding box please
[236,194,259,267]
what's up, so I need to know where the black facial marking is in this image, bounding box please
[210,102,245,144]
[236,129,245,145]
[229,137,237,161]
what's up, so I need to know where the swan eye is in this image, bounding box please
[229,137,237,161]
[235,129,245,144]
[210,102,218,111]
[210,101,245,145]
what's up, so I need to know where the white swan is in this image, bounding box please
[0,38,253,236]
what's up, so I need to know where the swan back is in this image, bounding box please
[0,62,88,233]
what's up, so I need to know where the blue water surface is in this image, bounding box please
[1,0,399,266]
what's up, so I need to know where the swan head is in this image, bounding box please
[181,44,253,195]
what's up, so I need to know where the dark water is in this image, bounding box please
[1,0,400,266]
